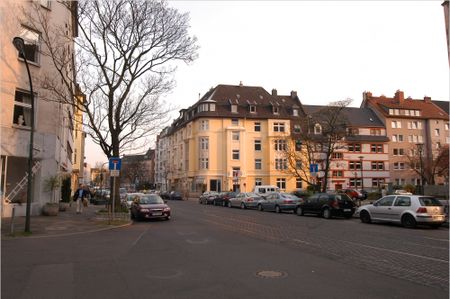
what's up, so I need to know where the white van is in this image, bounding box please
[253,185,280,196]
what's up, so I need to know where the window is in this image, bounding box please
[294,125,301,133]
[371,161,384,170]
[370,128,381,136]
[231,118,239,126]
[347,128,359,135]
[232,131,240,141]
[295,160,302,169]
[296,178,303,189]
[293,109,298,116]
[394,196,411,207]
[407,121,421,129]
[249,105,256,113]
[393,148,404,156]
[199,158,209,169]
[391,120,401,129]
[370,144,383,153]
[254,140,261,151]
[255,159,262,170]
[435,129,440,136]
[332,170,343,177]
[199,137,209,150]
[349,178,362,188]
[273,122,285,132]
[378,196,395,206]
[231,104,238,113]
[314,124,322,134]
[255,178,262,186]
[13,90,33,127]
[210,103,216,111]
[275,159,287,170]
[276,178,286,190]
[445,123,449,131]
[349,161,362,170]
[332,152,343,159]
[348,143,361,152]
[372,178,385,188]
[393,162,405,170]
[295,140,302,151]
[232,150,240,160]
[18,26,40,64]
[394,178,406,185]
[392,134,403,142]
[436,142,441,149]
[200,120,209,130]
[254,122,261,132]
[274,140,286,151]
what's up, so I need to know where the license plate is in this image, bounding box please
[433,215,443,220]
[344,209,351,212]
[152,212,162,216]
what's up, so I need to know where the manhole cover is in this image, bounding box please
[255,270,287,278]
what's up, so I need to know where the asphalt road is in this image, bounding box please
[2,200,449,299]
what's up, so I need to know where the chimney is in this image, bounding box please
[424,96,432,103]
[363,91,372,100]
[394,90,404,103]
[239,81,243,87]
[272,89,277,96]
[290,90,297,99]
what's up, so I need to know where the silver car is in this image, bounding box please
[258,192,301,213]
[357,195,446,228]
[228,192,263,209]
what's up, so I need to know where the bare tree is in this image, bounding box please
[406,144,449,185]
[121,159,148,188]
[25,0,199,209]
[282,99,351,192]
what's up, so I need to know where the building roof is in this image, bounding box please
[362,90,449,120]
[432,100,449,115]
[302,105,385,128]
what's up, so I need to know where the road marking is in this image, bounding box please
[342,240,449,264]
[186,238,209,244]
[131,228,148,247]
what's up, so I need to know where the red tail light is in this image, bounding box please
[247,198,253,202]
[283,200,293,204]
[416,207,427,213]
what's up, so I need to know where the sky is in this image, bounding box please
[85,0,449,166]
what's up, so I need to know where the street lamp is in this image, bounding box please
[417,143,425,195]
[13,37,35,233]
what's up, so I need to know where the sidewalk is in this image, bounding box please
[1,203,131,239]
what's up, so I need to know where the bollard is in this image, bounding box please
[10,205,15,236]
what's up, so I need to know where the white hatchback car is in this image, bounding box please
[357,195,446,228]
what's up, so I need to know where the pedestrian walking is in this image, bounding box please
[73,184,87,214]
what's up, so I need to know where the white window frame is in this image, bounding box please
[276,178,286,190]
[232,131,240,141]
[13,89,34,128]
[255,159,262,170]
[254,122,261,132]
[231,104,238,113]
[254,140,262,151]
[232,150,240,160]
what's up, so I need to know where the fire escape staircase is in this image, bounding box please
[4,161,41,203]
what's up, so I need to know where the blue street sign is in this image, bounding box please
[109,157,122,170]
[309,163,318,173]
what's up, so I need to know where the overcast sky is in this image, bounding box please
[85,0,449,166]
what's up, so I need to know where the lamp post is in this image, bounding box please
[13,37,35,233]
[358,155,364,206]
[417,143,425,195]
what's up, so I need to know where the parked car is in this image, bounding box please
[357,195,446,228]
[92,189,110,205]
[339,189,363,201]
[258,192,300,213]
[169,191,183,200]
[215,191,238,207]
[119,187,127,201]
[199,191,220,205]
[295,193,356,219]
[123,192,145,209]
[228,192,263,209]
[253,185,280,198]
[130,194,171,221]
[159,191,170,199]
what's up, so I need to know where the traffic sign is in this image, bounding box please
[109,157,122,170]
[309,163,318,173]
[110,170,120,177]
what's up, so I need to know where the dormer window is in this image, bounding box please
[210,103,216,111]
[249,105,256,113]
[293,109,298,116]
[314,123,322,134]
[231,104,238,113]
[273,106,279,114]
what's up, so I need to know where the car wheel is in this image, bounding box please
[227,201,232,208]
[322,208,331,219]
[166,215,171,221]
[240,202,246,209]
[401,214,417,228]
[360,211,371,223]
[258,204,263,211]
[275,205,281,213]
[296,206,304,216]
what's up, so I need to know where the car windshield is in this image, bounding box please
[245,192,259,197]
[419,197,442,206]
[140,195,164,204]
[280,193,299,200]
[334,194,352,201]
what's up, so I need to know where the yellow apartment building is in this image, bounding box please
[155,83,306,196]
